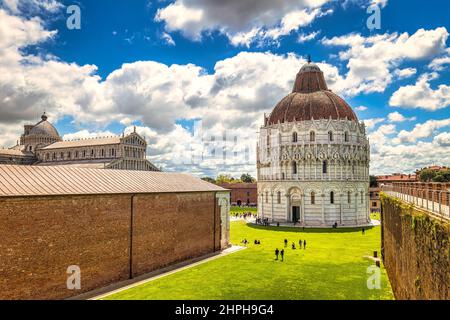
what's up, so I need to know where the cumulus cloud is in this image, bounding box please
[395,118,450,143]
[389,73,450,111]
[387,111,416,123]
[368,118,450,174]
[155,0,332,46]
[322,27,449,96]
[355,106,367,111]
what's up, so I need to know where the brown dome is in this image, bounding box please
[268,62,358,125]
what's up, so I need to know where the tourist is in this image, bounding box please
[284,239,288,247]
[292,242,296,250]
[299,239,302,249]
[303,240,307,249]
[275,248,279,260]
[280,249,284,262]
[362,228,365,235]
[277,222,280,227]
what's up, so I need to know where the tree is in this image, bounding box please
[216,174,238,184]
[369,175,378,187]
[240,173,256,183]
[419,169,436,182]
[201,177,216,184]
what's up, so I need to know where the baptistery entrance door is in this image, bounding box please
[292,206,300,223]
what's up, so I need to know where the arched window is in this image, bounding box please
[292,132,298,143]
[277,191,281,204]
[328,131,333,142]
[330,191,335,204]
[323,161,327,174]
[348,191,351,204]
[311,192,315,205]
[292,161,297,174]
[310,131,315,142]
[344,131,349,142]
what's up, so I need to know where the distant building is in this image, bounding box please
[219,183,257,206]
[376,173,417,185]
[369,187,381,213]
[0,113,159,171]
[416,165,449,175]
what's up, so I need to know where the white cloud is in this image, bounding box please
[396,119,450,143]
[428,48,450,71]
[355,106,367,111]
[394,67,416,79]
[387,111,416,123]
[322,27,449,96]
[389,73,450,111]
[155,0,331,46]
[363,118,385,130]
[434,132,450,147]
[297,30,321,43]
[161,32,176,46]
[63,130,117,141]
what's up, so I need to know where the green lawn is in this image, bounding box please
[105,221,393,300]
[370,212,381,221]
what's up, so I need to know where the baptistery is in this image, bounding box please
[257,60,370,227]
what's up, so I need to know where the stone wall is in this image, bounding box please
[381,194,450,300]
[0,192,222,300]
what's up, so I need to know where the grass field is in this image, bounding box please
[105,221,393,300]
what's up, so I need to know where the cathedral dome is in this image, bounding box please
[268,61,358,125]
[29,113,61,139]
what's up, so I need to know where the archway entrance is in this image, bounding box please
[292,206,300,223]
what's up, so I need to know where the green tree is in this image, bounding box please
[240,173,256,183]
[216,174,239,184]
[419,169,436,182]
[369,175,378,187]
[201,177,216,184]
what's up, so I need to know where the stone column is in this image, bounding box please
[271,193,274,222]
[285,194,290,222]
[321,193,325,225]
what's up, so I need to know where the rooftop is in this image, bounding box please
[0,165,226,197]
[40,136,122,150]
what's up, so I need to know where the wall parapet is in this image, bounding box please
[380,193,450,300]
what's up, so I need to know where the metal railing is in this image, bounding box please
[381,185,450,220]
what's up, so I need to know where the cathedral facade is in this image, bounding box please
[257,61,370,227]
[0,113,159,171]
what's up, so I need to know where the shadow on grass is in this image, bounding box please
[246,223,374,234]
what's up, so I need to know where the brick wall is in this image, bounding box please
[0,192,221,300]
[381,194,450,300]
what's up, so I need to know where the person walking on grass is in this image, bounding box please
[275,248,279,260]
[284,239,288,247]
[280,249,284,262]
[303,240,307,249]
[299,239,302,249]
[362,228,365,235]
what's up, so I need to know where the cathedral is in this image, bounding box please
[257,60,370,227]
[0,113,159,171]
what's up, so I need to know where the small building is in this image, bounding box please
[0,165,230,300]
[219,183,257,206]
[369,187,381,213]
[376,173,417,185]
[0,113,159,171]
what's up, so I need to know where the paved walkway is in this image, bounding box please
[88,246,246,300]
[251,219,380,228]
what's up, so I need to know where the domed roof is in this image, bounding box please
[29,113,61,139]
[268,61,358,125]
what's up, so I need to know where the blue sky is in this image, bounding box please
[0,0,449,176]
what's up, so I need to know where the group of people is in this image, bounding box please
[284,238,307,250]
[232,212,255,220]
[255,217,270,226]
[275,238,308,262]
